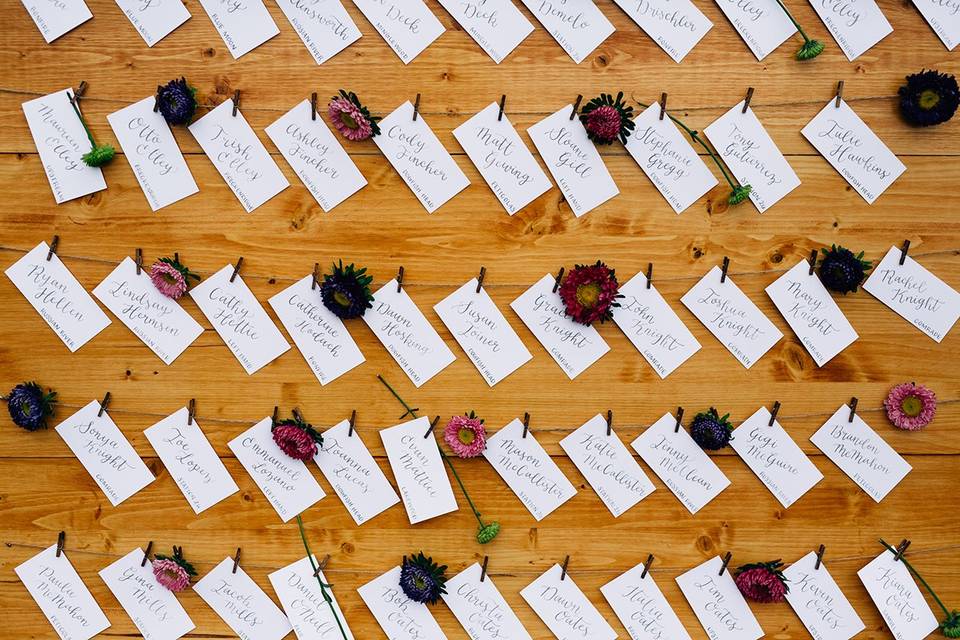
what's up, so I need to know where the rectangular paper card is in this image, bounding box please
[229,417,325,521]
[602,563,692,640]
[518,0,615,63]
[863,245,960,342]
[6,241,111,352]
[99,548,196,640]
[190,264,291,375]
[265,100,367,211]
[380,417,458,523]
[808,0,892,59]
[442,563,532,640]
[144,407,239,514]
[194,558,292,640]
[704,102,801,212]
[483,417,577,521]
[373,101,469,213]
[55,400,155,506]
[363,280,456,387]
[268,275,365,385]
[350,0,445,63]
[188,100,289,212]
[612,0,713,62]
[268,556,355,640]
[511,273,610,379]
[784,552,865,640]
[434,278,533,386]
[527,106,619,217]
[22,89,106,203]
[810,404,912,502]
[559,413,656,517]
[625,103,718,213]
[912,0,958,50]
[729,406,824,508]
[115,0,190,47]
[21,0,92,42]
[436,0,534,62]
[197,0,279,58]
[681,266,783,368]
[520,564,618,640]
[613,270,701,378]
[452,102,552,214]
[15,544,110,640]
[858,551,939,640]
[274,0,361,64]
[676,556,764,640]
[315,418,400,525]
[93,256,203,364]
[358,567,448,639]
[632,412,731,514]
[713,0,796,59]
[765,259,858,366]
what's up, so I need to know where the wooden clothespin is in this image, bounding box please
[899,240,911,266]
[56,531,66,557]
[553,267,565,293]
[808,248,818,275]
[675,407,684,433]
[768,401,781,426]
[720,256,730,284]
[348,409,357,437]
[742,87,754,114]
[69,80,88,108]
[570,94,583,120]
[313,554,331,577]
[522,412,531,439]
[231,90,241,117]
[641,553,655,579]
[814,544,826,570]
[311,92,318,121]
[135,248,143,275]
[659,92,668,121]
[560,555,570,581]
[311,262,320,290]
[396,266,405,293]
[497,95,506,122]
[46,235,60,262]
[230,257,244,283]
[232,547,242,573]
[141,541,154,567]
[412,93,421,121]
[646,262,653,289]
[719,551,732,576]
[424,415,440,439]
[480,555,489,582]
[98,391,111,417]
[894,539,911,562]
[187,398,196,425]
[154,85,162,113]
[476,266,486,293]
[848,397,858,422]
[272,405,279,427]
[835,80,844,108]
[292,407,305,425]
[606,409,613,436]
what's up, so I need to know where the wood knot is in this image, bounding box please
[203,47,216,58]
[770,252,783,264]
[595,53,608,66]
[696,535,715,553]
[242,492,254,502]
[340,542,355,554]
[692,247,704,259]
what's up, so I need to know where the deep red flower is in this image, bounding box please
[272,420,321,461]
[735,561,789,603]
[558,261,622,325]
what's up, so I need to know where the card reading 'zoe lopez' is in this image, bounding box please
[518,0,615,63]
[858,550,939,640]
[675,556,764,640]
[358,567,448,639]
[520,564,618,640]
[380,417,458,524]
[193,557,292,640]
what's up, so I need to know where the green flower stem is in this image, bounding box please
[879,540,952,618]
[773,0,812,44]
[296,515,349,640]
[67,93,99,150]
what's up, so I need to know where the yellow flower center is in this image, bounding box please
[457,427,475,445]
[900,396,923,417]
[576,283,601,309]
[919,89,940,111]
[333,291,351,308]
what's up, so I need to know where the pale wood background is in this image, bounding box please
[1,0,959,638]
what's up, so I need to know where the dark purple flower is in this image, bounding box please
[400,552,447,605]
[818,245,871,294]
[899,70,959,127]
[157,77,198,126]
[320,261,373,320]
[690,408,733,450]
[6,382,56,431]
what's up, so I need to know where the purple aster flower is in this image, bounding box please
[690,408,734,450]
[400,552,448,605]
[5,382,56,431]
[157,77,198,126]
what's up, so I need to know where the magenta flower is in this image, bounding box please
[579,92,635,145]
[328,90,380,141]
[558,261,623,325]
[272,413,323,461]
[735,561,789,603]
[443,412,486,458]
[149,256,199,300]
[151,547,196,592]
[885,382,937,431]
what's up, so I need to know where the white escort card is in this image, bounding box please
[144,407,239,514]
[858,550,939,640]
[93,257,203,364]
[518,0,615,63]
[613,270,701,378]
[625,103,718,213]
[704,102,801,212]
[729,406,823,508]
[437,0,534,63]
[912,0,958,50]
[612,0,713,62]
[363,280,456,387]
[520,564,618,640]
[6,241,111,352]
[632,412,731,514]
[602,562,692,640]
[274,0,361,64]
[453,102,552,215]
[265,100,367,211]
[197,0,279,58]
[766,259,858,366]
[863,245,960,342]
[527,106,619,217]
[268,556,355,640]
[188,100,289,212]
[21,0,92,43]
[268,275,365,385]
[190,264,291,374]
[380,417,458,524]
[22,89,106,203]
[194,557,292,640]
[228,417,326,521]
[358,567,448,639]
[713,0,796,59]
[560,413,656,517]
[676,556,764,640]
[483,417,577,520]
[434,278,533,386]
[55,400,155,506]
[808,0,892,60]
[442,562,532,640]
[810,404,911,502]
[15,544,110,640]
[784,551,865,640]
[315,418,400,525]
[99,548,196,640]
[681,266,783,368]
[115,0,190,47]
[373,101,470,213]
[350,0,445,64]
[511,273,610,379]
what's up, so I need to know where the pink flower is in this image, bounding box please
[885,383,936,430]
[152,558,191,592]
[272,422,319,460]
[329,97,374,141]
[582,105,623,143]
[150,261,188,299]
[735,563,788,603]
[444,413,486,458]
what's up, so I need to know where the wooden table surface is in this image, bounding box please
[2,0,959,638]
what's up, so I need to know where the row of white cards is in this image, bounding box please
[21,0,960,63]
[16,541,941,640]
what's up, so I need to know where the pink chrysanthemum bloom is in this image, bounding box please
[272,419,321,460]
[329,97,374,141]
[444,412,487,458]
[885,383,936,431]
[150,261,188,299]
[558,261,623,326]
[152,558,191,592]
[735,561,789,603]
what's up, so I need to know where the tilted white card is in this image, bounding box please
[808,0,892,60]
[115,0,190,47]
[518,0,615,63]
[268,556,355,640]
[602,562,692,640]
[350,0,445,63]
[441,563,532,640]
[436,0,534,63]
[520,564,618,640]
[912,0,959,50]
[197,0,279,58]
[358,567,448,639]
[274,0,361,64]
[193,557,292,640]
[612,0,713,62]
[676,556,764,640]
[21,0,92,43]
[380,417,458,524]
[784,551,865,640]
[713,0,796,59]
[858,550,939,640]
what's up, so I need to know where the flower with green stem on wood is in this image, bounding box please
[879,540,960,637]
[773,0,825,60]
[295,516,350,639]
[67,91,115,167]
